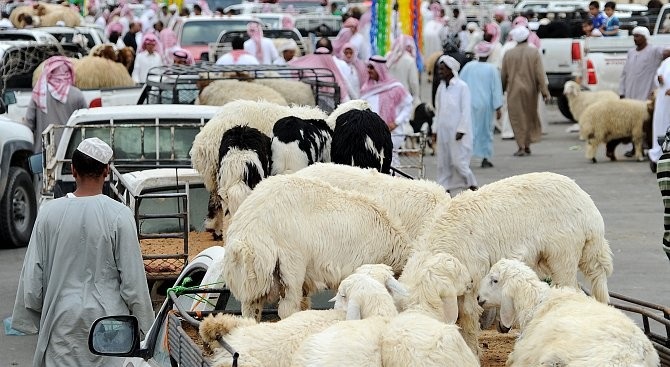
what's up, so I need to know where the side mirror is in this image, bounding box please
[88,315,141,357]
[28,153,42,175]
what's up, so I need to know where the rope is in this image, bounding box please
[166,277,227,309]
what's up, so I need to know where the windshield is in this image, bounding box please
[51,32,96,49]
[180,20,252,45]
[138,185,209,234]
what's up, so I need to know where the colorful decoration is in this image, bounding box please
[369,0,423,70]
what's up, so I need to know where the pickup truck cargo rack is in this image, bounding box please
[139,63,341,113]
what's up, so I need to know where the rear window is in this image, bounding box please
[180,20,251,45]
[62,118,206,174]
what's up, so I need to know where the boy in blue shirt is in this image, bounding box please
[601,1,620,36]
[588,1,607,29]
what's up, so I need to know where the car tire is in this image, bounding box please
[0,167,37,248]
[557,94,575,122]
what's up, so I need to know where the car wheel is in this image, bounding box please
[0,167,37,248]
[557,94,575,122]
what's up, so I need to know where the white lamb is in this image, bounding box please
[220,175,413,321]
[294,163,450,241]
[381,250,479,367]
[292,273,399,367]
[196,79,288,107]
[579,98,653,162]
[563,80,619,122]
[198,271,400,367]
[421,171,613,355]
[478,259,659,367]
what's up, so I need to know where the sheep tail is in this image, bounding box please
[580,235,614,304]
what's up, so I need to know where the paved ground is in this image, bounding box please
[1,102,669,366]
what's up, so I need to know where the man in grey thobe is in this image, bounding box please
[12,138,154,367]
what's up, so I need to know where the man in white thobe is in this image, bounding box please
[434,55,478,195]
[12,138,154,367]
[650,57,670,167]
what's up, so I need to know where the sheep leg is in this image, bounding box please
[277,266,307,319]
[633,138,645,161]
[585,141,598,163]
[241,299,264,322]
[458,293,483,358]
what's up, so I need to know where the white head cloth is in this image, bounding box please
[76,138,113,164]
[510,26,530,43]
[438,55,460,77]
[632,26,650,40]
[278,39,298,53]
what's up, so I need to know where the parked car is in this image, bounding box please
[38,25,108,51]
[0,29,58,43]
[172,15,264,61]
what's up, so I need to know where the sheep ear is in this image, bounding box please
[500,294,515,329]
[384,277,409,298]
[443,294,459,324]
[346,299,362,320]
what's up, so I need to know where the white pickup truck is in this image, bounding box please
[537,4,670,119]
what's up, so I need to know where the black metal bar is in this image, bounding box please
[143,254,187,260]
[140,233,185,239]
[138,213,188,220]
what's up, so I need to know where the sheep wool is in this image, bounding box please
[478,259,659,367]
[196,79,288,107]
[253,79,315,107]
[325,99,371,130]
[220,175,412,321]
[422,172,613,355]
[295,163,450,241]
[201,309,346,367]
[579,98,653,162]
[11,2,81,28]
[330,109,393,174]
[271,116,332,175]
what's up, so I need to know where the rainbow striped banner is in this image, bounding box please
[370,0,423,70]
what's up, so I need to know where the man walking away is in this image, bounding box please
[501,26,549,156]
[12,138,154,367]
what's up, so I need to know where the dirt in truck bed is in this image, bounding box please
[181,321,518,366]
[141,231,224,274]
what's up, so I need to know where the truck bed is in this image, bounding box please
[141,231,223,276]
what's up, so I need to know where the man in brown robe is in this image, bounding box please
[501,26,549,156]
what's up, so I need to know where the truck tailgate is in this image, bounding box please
[540,38,577,75]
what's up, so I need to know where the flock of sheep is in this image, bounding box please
[563,80,654,163]
[181,98,659,366]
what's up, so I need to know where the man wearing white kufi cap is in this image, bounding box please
[12,137,154,367]
[618,26,670,164]
[501,24,549,157]
[434,55,478,195]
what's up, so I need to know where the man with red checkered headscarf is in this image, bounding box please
[25,56,87,153]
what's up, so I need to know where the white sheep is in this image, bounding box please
[196,79,288,107]
[11,2,81,28]
[421,171,613,355]
[380,250,479,367]
[190,100,326,235]
[292,273,399,367]
[198,271,399,367]
[253,79,315,107]
[478,259,659,367]
[294,163,450,241]
[563,80,619,122]
[579,98,653,162]
[220,174,413,321]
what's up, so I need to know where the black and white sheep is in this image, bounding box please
[271,116,332,175]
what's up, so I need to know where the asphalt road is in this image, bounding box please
[1,102,669,366]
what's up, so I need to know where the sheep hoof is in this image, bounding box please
[497,321,511,334]
[591,157,597,163]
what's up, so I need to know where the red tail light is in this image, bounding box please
[571,40,582,61]
[89,98,102,108]
[586,59,597,85]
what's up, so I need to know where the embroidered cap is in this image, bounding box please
[76,138,113,164]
